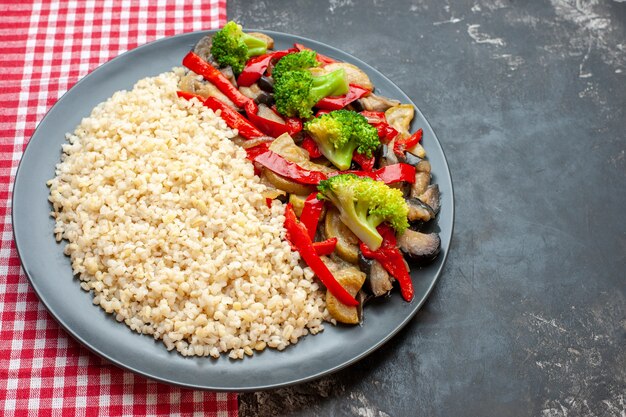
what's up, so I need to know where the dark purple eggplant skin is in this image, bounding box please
[254,91,275,106]
[376,143,399,168]
[406,197,436,223]
[397,229,441,264]
[257,76,274,92]
[397,151,422,167]
[358,252,394,297]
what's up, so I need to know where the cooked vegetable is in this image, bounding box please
[397,229,441,263]
[202,97,266,139]
[210,21,268,74]
[358,252,394,297]
[317,174,409,251]
[406,197,435,223]
[417,184,440,214]
[410,159,431,197]
[284,204,358,307]
[237,50,293,87]
[312,62,373,91]
[359,93,400,112]
[394,128,422,154]
[304,110,379,170]
[300,192,325,240]
[323,257,366,324]
[324,207,360,264]
[182,51,251,108]
[315,84,370,111]
[272,50,318,80]
[274,68,349,118]
[265,170,315,195]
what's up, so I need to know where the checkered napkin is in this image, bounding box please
[0,1,239,415]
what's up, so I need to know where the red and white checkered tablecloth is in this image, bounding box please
[0,1,239,415]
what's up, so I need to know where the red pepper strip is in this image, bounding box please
[182,51,251,109]
[315,84,370,110]
[315,109,331,117]
[284,116,303,136]
[203,97,265,139]
[244,101,291,137]
[312,238,337,256]
[284,204,358,306]
[330,163,416,184]
[300,193,325,240]
[360,225,414,302]
[176,91,205,101]
[237,49,295,87]
[265,198,273,208]
[394,128,423,154]
[375,163,415,184]
[293,43,337,64]
[245,142,270,160]
[359,111,399,143]
[301,136,322,158]
[252,150,328,185]
[360,111,387,124]
[352,151,375,172]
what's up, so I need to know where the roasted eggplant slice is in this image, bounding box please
[410,159,432,198]
[193,34,213,62]
[418,184,440,215]
[358,253,394,297]
[406,197,435,223]
[257,76,274,92]
[397,229,441,263]
[376,143,399,168]
[397,151,422,167]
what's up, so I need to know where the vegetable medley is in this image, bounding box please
[178,21,442,324]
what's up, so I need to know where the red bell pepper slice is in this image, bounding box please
[360,111,399,143]
[284,204,358,306]
[176,91,205,102]
[301,136,322,158]
[244,101,291,138]
[245,142,270,160]
[271,104,303,136]
[312,238,337,256]
[293,43,337,65]
[182,51,251,109]
[331,163,415,184]
[352,151,375,172]
[251,149,328,185]
[394,128,423,154]
[374,163,415,184]
[315,84,370,110]
[360,111,387,124]
[300,193,325,240]
[237,49,295,87]
[203,97,266,139]
[360,225,414,302]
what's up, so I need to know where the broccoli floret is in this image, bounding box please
[274,69,348,119]
[317,174,409,250]
[304,110,380,170]
[272,51,318,81]
[210,21,267,74]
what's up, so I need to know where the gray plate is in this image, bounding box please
[12,30,454,391]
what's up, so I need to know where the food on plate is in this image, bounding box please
[48,22,442,359]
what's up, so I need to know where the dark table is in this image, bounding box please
[230,0,626,415]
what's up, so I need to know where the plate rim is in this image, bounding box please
[12,29,455,391]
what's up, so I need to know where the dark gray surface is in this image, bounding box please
[12,31,452,391]
[231,0,626,416]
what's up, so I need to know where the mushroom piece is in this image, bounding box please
[385,104,414,136]
[257,76,274,92]
[358,93,401,112]
[397,229,441,264]
[220,66,237,86]
[178,72,237,108]
[376,143,399,168]
[358,253,394,297]
[406,197,436,223]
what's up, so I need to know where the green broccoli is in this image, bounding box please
[271,50,318,81]
[304,110,380,170]
[274,69,348,119]
[317,174,409,250]
[210,21,267,74]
